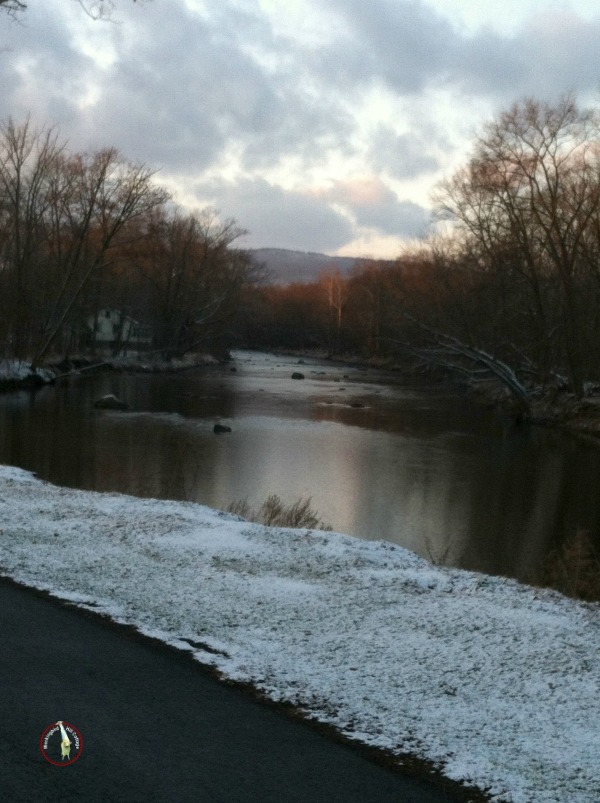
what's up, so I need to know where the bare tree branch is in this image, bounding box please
[0,0,27,18]
[0,1,143,20]
[384,314,532,414]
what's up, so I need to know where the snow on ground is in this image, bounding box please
[0,360,33,381]
[1,465,599,802]
[0,360,55,384]
[0,354,218,388]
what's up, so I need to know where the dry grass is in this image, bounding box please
[227,494,332,531]
[539,531,600,601]
[424,535,454,567]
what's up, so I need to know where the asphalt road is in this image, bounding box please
[0,577,481,802]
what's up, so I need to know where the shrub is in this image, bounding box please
[227,494,332,530]
[540,531,600,601]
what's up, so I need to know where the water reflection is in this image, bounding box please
[1,350,599,584]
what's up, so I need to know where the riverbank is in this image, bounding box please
[0,352,226,393]
[0,359,57,392]
[467,376,600,441]
[1,464,598,803]
[274,348,600,443]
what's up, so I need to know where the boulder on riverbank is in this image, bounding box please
[94,394,129,411]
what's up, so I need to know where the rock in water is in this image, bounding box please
[213,424,232,434]
[291,372,305,380]
[94,394,129,411]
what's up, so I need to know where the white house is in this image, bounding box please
[88,308,153,354]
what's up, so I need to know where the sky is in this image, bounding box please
[1,0,600,258]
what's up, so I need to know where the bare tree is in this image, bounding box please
[135,207,254,357]
[319,268,348,355]
[0,118,65,358]
[433,95,600,396]
[0,117,172,363]
[76,0,143,20]
[31,147,169,366]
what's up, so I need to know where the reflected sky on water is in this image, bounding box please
[1,350,599,584]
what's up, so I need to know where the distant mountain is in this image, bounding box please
[249,248,395,285]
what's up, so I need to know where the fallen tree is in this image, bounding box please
[385,319,532,418]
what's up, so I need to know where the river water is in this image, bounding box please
[2,350,600,584]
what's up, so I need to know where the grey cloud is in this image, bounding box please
[370,126,441,179]
[507,14,600,99]
[452,15,600,100]
[78,1,355,176]
[1,1,355,177]
[316,0,456,93]
[452,31,529,97]
[0,5,94,125]
[75,2,281,168]
[240,101,357,172]
[4,0,600,258]
[354,198,429,238]
[195,177,355,252]
[319,177,430,238]
[317,0,600,102]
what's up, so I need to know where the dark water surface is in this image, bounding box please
[2,350,600,583]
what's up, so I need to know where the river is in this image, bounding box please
[2,349,600,584]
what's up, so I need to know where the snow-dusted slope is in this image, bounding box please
[0,465,598,802]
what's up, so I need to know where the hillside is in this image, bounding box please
[249,248,394,285]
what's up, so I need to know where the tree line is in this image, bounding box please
[431,95,600,399]
[5,95,600,398]
[0,118,257,366]
[237,259,426,356]
[240,95,600,403]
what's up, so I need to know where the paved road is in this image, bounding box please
[0,577,481,802]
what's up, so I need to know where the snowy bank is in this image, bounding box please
[0,353,224,393]
[0,360,56,391]
[0,466,598,802]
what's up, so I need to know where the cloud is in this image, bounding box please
[0,4,94,126]
[316,0,455,94]
[314,0,600,102]
[369,126,441,179]
[452,12,600,100]
[314,177,430,238]
[195,177,355,252]
[2,0,600,259]
[72,2,282,169]
[357,198,429,237]
[66,1,355,176]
